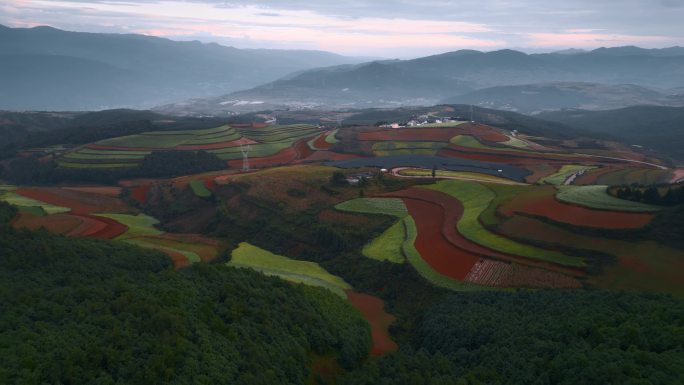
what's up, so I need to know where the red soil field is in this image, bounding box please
[228,146,299,169]
[162,249,191,269]
[474,131,509,143]
[345,291,398,356]
[358,127,467,142]
[131,184,151,204]
[14,212,83,235]
[464,258,581,288]
[15,187,130,214]
[499,186,654,229]
[524,164,560,183]
[384,188,584,278]
[401,196,479,280]
[63,186,122,197]
[66,215,108,237]
[173,137,256,151]
[203,177,216,190]
[85,215,128,239]
[311,132,334,150]
[293,138,315,160]
[574,166,619,185]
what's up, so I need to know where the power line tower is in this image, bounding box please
[240,144,252,172]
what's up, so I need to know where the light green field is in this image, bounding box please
[77,148,151,156]
[556,185,661,212]
[94,213,162,240]
[229,242,351,298]
[189,180,212,198]
[145,125,233,136]
[0,191,71,215]
[423,180,585,267]
[335,198,408,218]
[210,142,291,160]
[396,168,524,185]
[500,135,531,149]
[362,219,406,263]
[420,121,467,127]
[325,129,340,144]
[540,165,596,185]
[372,141,447,157]
[236,124,320,142]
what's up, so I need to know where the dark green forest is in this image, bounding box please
[0,202,370,384]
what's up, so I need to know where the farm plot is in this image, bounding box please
[499,185,655,229]
[595,167,672,185]
[345,292,398,356]
[0,190,71,215]
[498,215,684,296]
[236,124,321,142]
[422,180,585,267]
[335,198,408,218]
[358,127,468,142]
[539,165,596,185]
[189,180,212,198]
[229,242,351,298]
[463,259,581,288]
[94,213,162,240]
[395,168,524,185]
[372,141,448,157]
[556,185,661,213]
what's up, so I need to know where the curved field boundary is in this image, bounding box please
[358,127,468,142]
[325,129,340,144]
[421,180,585,267]
[127,239,201,264]
[539,165,596,185]
[13,212,84,235]
[93,213,163,240]
[174,137,255,151]
[362,219,406,263]
[499,186,654,229]
[0,191,71,215]
[229,242,351,298]
[393,168,524,185]
[556,185,662,213]
[189,180,212,198]
[335,198,408,218]
[308,131,335,150]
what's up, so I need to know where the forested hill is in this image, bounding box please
[0,202,370,384]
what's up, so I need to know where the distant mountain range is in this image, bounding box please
[0,25,368,111]
[158,47,684,116]
[442,82,684,114]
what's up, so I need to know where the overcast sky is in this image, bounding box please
[2,0,683,57]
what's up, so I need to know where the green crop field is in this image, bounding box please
[372,141,447,156]
[0,191,71,215]
[325,129,340,144]
[396,168,524,185]
[362,219,406,263]
[423,180,585,267]
[58,161,138,169]
[229,242,351,298]
[236,124,321,142]
[210,142,291,160]
[335,198,408,218]
[419,121,467,127]
[556,185,661,212]
[61,151,147,160]
[189,180,212,198]
[596,168,671,186]
[501,135,531,148]
[540,165,596,185]
[94,213,163,240]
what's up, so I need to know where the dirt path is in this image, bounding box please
[345,291,398,356]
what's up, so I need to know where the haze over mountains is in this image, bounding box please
[159,46,684,115]
[0,25,368,111]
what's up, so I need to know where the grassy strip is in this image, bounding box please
[419,121,467,127]
[401,216,486,291]
[335,198,408,218]
[145,125,234,136]
[325,129,340,144]
[62,152,147,160]
[501,135,531,148]
[423,180,585,267]
[228,242,351,298]
[362,219,406,263]
[397,168,523,185]
[540,165,596,185]
[0,191,71,215]
[189,180,212,198]
[556,185,661,213]
[127,239,201,263]
[94,213,162,240]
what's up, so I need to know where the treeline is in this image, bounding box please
[610,184,684,206]
[341,290,684,385]
[1,150,226,184]
[0,201,370,384]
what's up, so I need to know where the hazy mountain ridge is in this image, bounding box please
[159,46,684,116]
[0,25,368,111]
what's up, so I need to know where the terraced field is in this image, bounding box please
[539,164,596,185]
[422,180,585,267]
[395,168,524,185]
[58,123,323,169]
[372,141,448,156]
[556,185,661,212]
[229,242,351,298]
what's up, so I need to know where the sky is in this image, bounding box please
[1,0,683,58]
